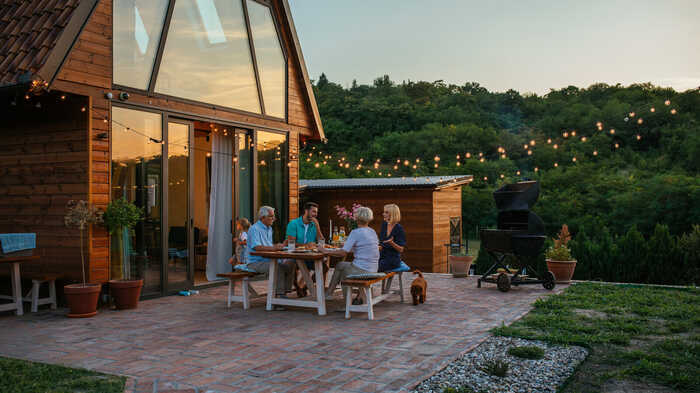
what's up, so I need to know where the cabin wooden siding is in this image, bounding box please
[303,188,454,272]
[432,186,462,273]
[0,95,90,281]
[41,0,314,283]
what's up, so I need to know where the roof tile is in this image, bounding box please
[0,0,81,86]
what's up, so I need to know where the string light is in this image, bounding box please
[404,160,409,166]
[610,129,615,134]
[434,155,440,162]
[516,170,521,175]
[501,154,506,159]
[434,163,438,168]
[636,134,641,140]
[479,157,485,163]
[671,109,677,115]
[483,176,488,181]
[614,143,620,149]
[593,150,598,156]
[500,174,504,178]
[554,162,559,167]
[527,150,532,156]
[523,144,529,149]
[547,138,552,144]
[563,132,569,138]
[314,163,320,168]
[466,153,471,158]
[571,131,576,137]
[553,144,558,149]
[650,107,655,112]
[581,136,587,142]
[572,157,577,162]
[534,167,539,172]
[456,162,461,166]
[530,140,536,146]
[665,99,671,106]
[637,118,643,124]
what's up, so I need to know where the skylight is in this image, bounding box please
[134,7,148,54]
[195,0,227,45]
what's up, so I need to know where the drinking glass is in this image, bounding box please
[288,239,295,251]
[318,238,325,249]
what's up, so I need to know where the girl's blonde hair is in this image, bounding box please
[237,217,251,230]
[383,204,401,223]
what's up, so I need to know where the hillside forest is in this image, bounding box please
[301,74,700,284]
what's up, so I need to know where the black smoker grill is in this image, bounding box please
[478,181,555,292]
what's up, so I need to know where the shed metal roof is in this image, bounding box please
[300,175,473,191]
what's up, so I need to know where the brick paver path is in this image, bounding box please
[0,274,567,393]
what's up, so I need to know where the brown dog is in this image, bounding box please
[410,270,427,305]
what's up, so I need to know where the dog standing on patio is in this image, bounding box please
[410,270,427,305]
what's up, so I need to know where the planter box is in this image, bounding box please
[546,259,577,283]
[449,255,474,278]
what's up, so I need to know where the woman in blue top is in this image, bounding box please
[378,204,406,272]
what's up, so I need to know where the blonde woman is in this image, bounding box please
[378,204,406,271]
[317,206,379,298]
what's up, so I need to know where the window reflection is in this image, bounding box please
[155,0,261,113]
[113,0,169,89]
[111,107,163,296]
[247,0,286,118]
[256,131,288,242]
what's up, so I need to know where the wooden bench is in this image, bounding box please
[216,272,266,310]
[0,272,59,313]
[341,272,397,320]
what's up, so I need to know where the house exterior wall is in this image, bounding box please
[432,186,463,273]
[45,0,316,284]
[0,94,90,281]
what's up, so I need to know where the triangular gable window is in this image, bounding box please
[247,0,286,118]
[113,0,169,89]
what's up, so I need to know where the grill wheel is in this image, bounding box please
[497,273,511,292]
[542,271,556,290]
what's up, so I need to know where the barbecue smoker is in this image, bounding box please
[478,181,556,292]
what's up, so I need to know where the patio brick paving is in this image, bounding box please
[0,274,567,393]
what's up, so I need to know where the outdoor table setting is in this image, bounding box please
[251,245,344,316]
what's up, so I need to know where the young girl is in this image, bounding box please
[229,218,251,266]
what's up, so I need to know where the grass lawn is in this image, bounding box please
[491,283,700,393]
[0,356,125,393]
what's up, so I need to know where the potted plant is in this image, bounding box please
[63,200,103,318]
[546,224,577,283]
[103,197,144,309]
[449,247,475,278]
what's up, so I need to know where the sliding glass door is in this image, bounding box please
[166,120,194,292]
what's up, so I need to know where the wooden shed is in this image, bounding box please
[0,0,323,298]
[300,175,473,273]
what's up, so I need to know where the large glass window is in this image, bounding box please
[155,0,261,113]
[113,0,169,89]
[247,0,286,118]
[111,107,163,296]
[256,131,288,242]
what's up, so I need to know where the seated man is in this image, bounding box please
[243,206,294,300]
[286,202,326,296]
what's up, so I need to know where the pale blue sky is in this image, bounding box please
[289,0,700,95]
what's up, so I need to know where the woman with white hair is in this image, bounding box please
[317,206,379,298]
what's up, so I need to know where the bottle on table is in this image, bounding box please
[332,227,339,245]
[339,227,346,243]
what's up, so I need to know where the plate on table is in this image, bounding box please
[291,249,315,253]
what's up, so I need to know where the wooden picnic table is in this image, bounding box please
[0,255,39,316]
[250,250,329,315]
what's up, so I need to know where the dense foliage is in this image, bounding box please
[304,74,699,239]
[304,75,699,284]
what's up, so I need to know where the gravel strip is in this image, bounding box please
[413,336,588,393]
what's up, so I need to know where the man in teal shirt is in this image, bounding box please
[286,202,326,295]
[286,202,324,247]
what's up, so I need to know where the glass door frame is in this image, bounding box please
[163,117,195,294]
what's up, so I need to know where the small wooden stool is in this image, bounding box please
[341,272,396,320]
[217,272,266,310]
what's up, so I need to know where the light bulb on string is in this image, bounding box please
[636,134,641,141]
[650,107,655,113]
[637,118,643,125]
[534,167,539,172]
[572,157,577,162]
[456,154,460,160]
[527,150,532,156]
[344,163,350,168]
[665,100,671,106]
[456,162,461,166]
[629,112,635,117]
[500,174,504,179]
[593,150,598,156]
[81,107,86,112]
[483,176,488,181]
[523,144,529,149]
[479,157,485,163]
[610,129,615,135]
[434,163,438,168]
[501,154,506,159]
[553,144,558,149]
[434,155,440,162]
[614,143,620,149]
[415,158,420,163]
[530,140,536,146]
[516,170,521,175]
[466,153,471,158]
[563,132,569,138]
[404,160,409,166]
[554,162,558,167]
[671,109,677,115]
[581,137,587,142]
[596,121,602,128]
[323,160,327,165]
[60,95,66,100]
[547,138,552,144]
[314,163,320,168]
[393,165,398,170]
[412,164,417,169]
[479,152,483,157]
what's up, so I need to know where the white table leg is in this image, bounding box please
[266,260,277,311]
[11,263,23,316]
[314,259,326,316]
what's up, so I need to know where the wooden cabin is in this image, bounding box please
[0,0,324,298]
[300,176,473,273]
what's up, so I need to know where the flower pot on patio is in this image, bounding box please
[546,259,577,283]
[449,255,474,278]
[109,279,143,309]
[64,283,102,318]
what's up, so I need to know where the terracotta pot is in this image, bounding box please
[109,279,143,310]
[449,255,474,278]
[64,283,102,318]
[546,259,577,283]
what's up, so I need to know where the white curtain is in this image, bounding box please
[206,133,233,281]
